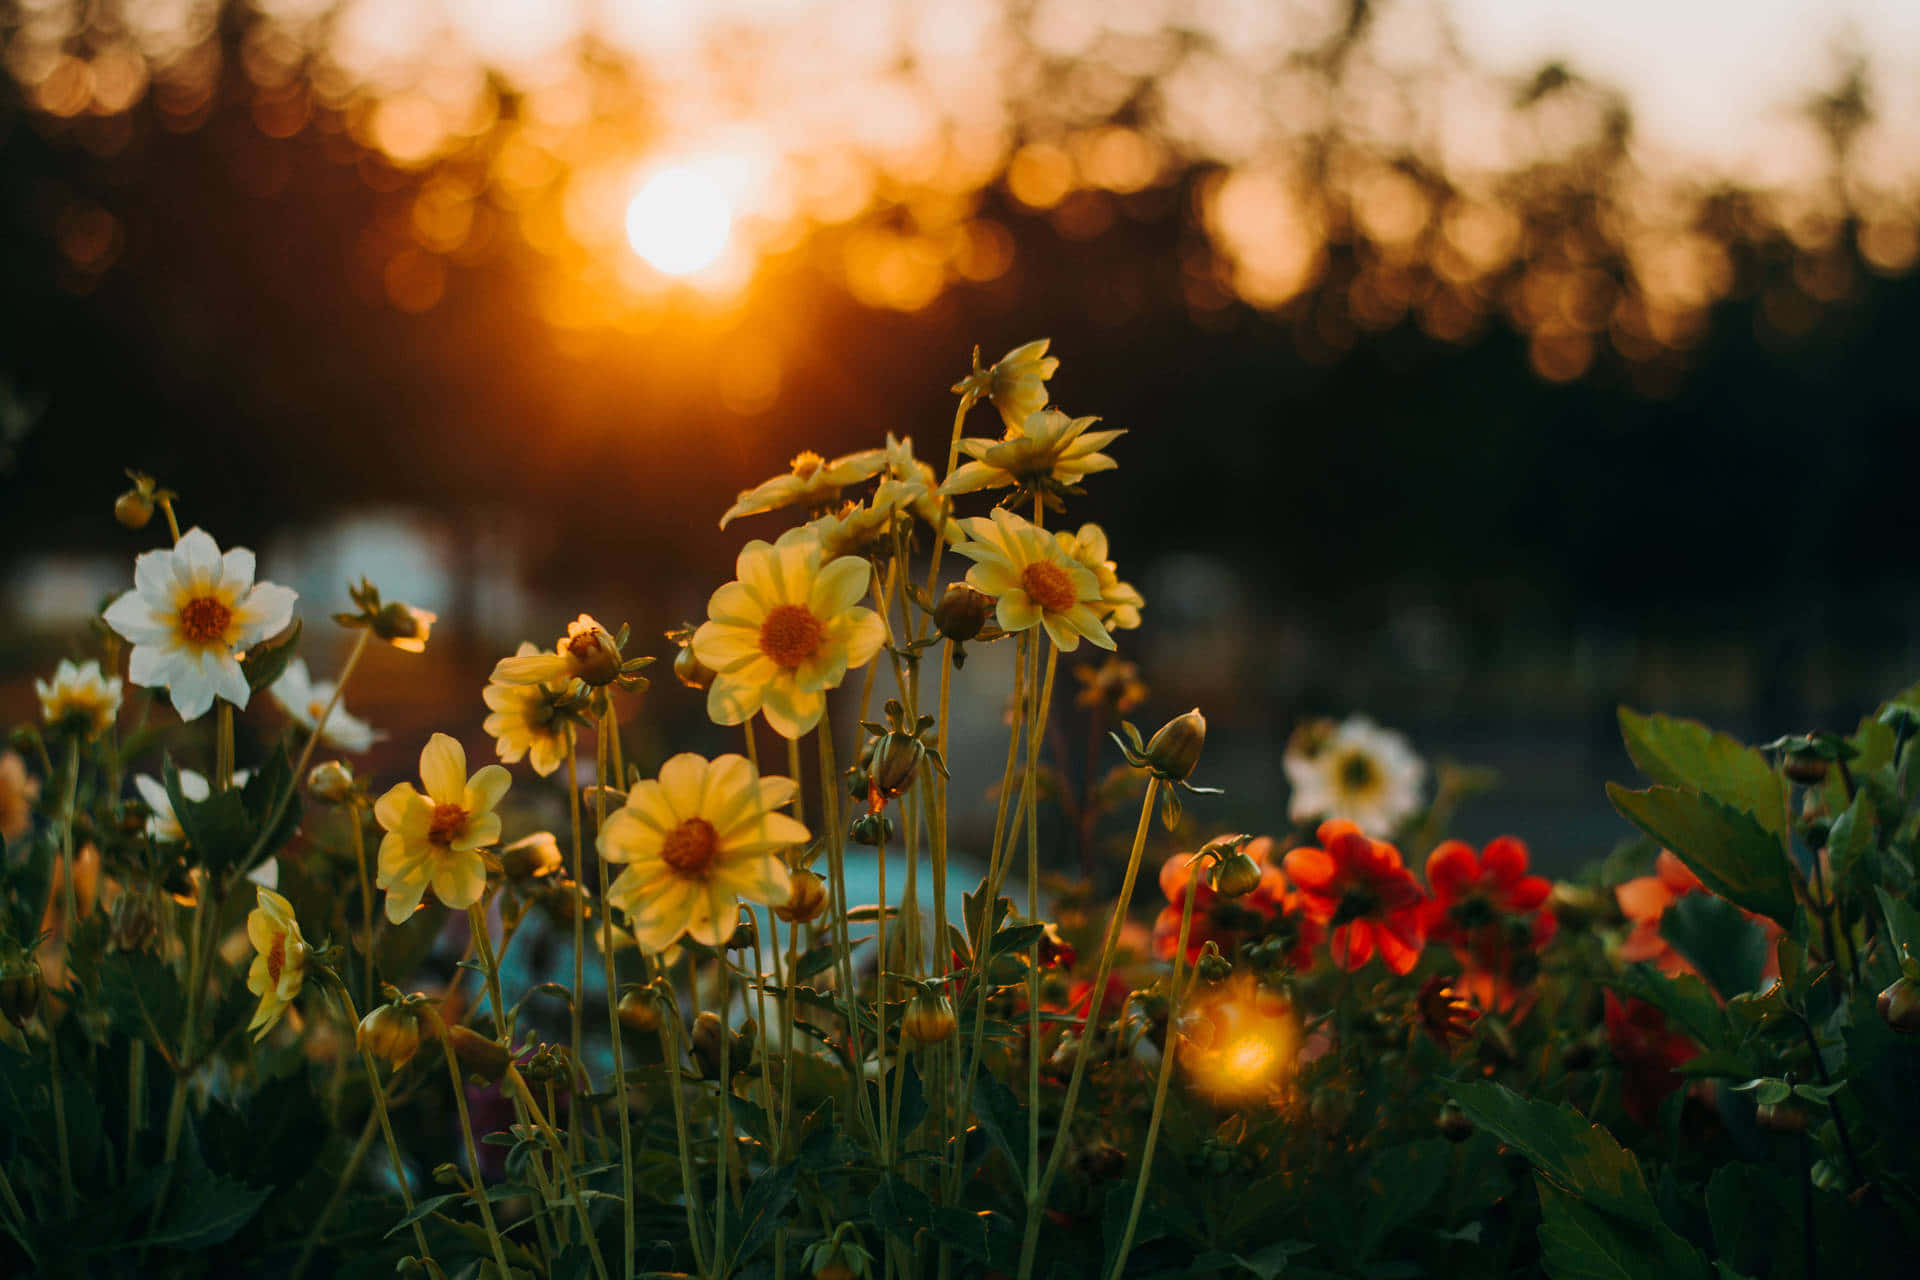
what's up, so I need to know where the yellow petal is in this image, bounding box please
[419,733,467,803]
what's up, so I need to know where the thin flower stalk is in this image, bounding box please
[332,977,435,1268]
[1016,776,1162,1280]
[565,726,589,1163]
[652,958,712,1275]
[439,1015,515,1279]
[713,957,733,1278]
[507,1064,612,1280]
[816,707,880,1146]
[348,801,375,1010]
[290,1106,379,1280]
[1022,638,1060,1211]
[594,708,639,1280]
[242,628,371,882]
[51,735,81,1215]
[745,909,781,1161]
[467,903,509,1039]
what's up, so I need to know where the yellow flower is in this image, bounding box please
[598,752,807,952]
[719,448,887,529]
[951,507,1115,652]
[246,886,309,1040]
[878,433,961,540]
[483,642,575,777]
[940,409,1124,501]
[1056,523,1144,630]
[952,339,1060,431]
[35,659,122,738]
[490,614,620,687]
[691,534,887,739]
[374,734,511,923]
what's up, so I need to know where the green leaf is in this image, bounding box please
[1447,1081,1658,1225]
[1826,792,1879,896]
[239,743,303,868]
[1606,965,1727,1052]
[1536,1182,1710,1280]
[1874,888,1920,963]
[729,1160,798,1267]
[99,949,185,1050]
[1606,785,1797,924]
[239,616,302,693]
[1234,1241,1315,1279]
[383,1192,465,1238]
[164,756,253,877]
[989,923,1047,956]
[930,1206,997,1265]
[141,1170,272,1251]
[1355,1141,1448,1260]
[1659,894,1768,999]
[1618,709,1786,837]
[870,1174,934,1245]
[969,1076,1025,1175]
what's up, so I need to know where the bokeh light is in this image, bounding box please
[625,167,733,277]
[1181,976,1300,1106]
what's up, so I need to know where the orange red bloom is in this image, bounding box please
[1153,837,1321,970]
[1282,820,1426,974]
[1421,836,1556,1010]
[1615,849,1779,983]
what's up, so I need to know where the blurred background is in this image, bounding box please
[3,0,1919,873]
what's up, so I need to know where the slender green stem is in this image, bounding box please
[817,708,880,1145]
[329,979,434,1268]
[1022,640,1058,1209]
[51,735,81,1215]
[214,702,233,793]
[654,958,713,1274]
[0,1162,35,1267]
[45,1012,76,1218]
[714,956,733,1278]
[467,903,509,1039]
[348,801,376,1011]
[1108,858,1202,1280]
[440,1019,514,1278]
[596,708,639,1280]
[509,1066,612,1280]
[240,629,371,880]
[1016,777,1161,1279]
[565,725,590,1164]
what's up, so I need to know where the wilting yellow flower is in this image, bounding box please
[102,527,298,721]
[374,734,511,923]
[1056,523,1144,630]
[35,659,123,738]
[491,614,621,687]
[692,534,887,739]
[940,409,1124,500]
[719,448,887,529]
[483,642,575,777]
[953,339,1060,431]
[246,887,310,1040]
[271,658,381,752]
[951,508,1115,652]
[598,752,807,952]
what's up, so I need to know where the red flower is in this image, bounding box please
[1603,991,1699,1125]
[1153,836,1321,970]
[1282,820,1427,974]
[1421,837,1556,1010]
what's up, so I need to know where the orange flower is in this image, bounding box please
[1614,850,1706,975]
[1153,837,1321,969]
[1421,837,1556,1010]
[1282,820,1427,974]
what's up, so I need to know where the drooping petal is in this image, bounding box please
[167,660,218,722]
[206,651,251,710]
[759,682,823,740]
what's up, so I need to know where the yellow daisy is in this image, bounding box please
[245,886,310,1040]
[691,534,887,739]
[598,752,808,952]
[719,448,888,529]
[483,642,575,777]
[374,734,511,923]
[952,339,1060,431]
[35,658,122,738]
[939,408,1125,500]
[490,614,621,687]
[1056,523,1144,630]
[951,507,1115,652]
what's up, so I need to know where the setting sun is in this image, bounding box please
[625,167,733,276]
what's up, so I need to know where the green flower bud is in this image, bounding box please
[1145,709,1206,782]
[1878,976,1920,1033]
[931,583,992,643]
[674,644,715,690]
[902,992,956,1044]
[501,832,563,883]
[359,1002,427,1070]
[1437,1102,1474,1143]
[1207,849,1262,898]
[0,950,44,1029]
[114,488,155,529]
[307,760,356,804]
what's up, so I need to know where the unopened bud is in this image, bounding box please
[523,1045,563,1084]
[1196,941,1233,984]
[690,1011,729,1080]
[359,1002,427,1069]
[564,621,623,687]
[0,951,44,1029]
[869,734,925,800]
[618,988,662,1033]
[774,870,828,924]
[902,992,956,1044]
[1145,709,1206,782]
[1878,976,1920,1033]
[1208,850,1262,898]
[674,644,715,690]
[375,601,422,641]
[445,1024,510,1082]
[932,583,992,643]
[432,1163,463,1187]
[1784,756,1829,784]
[307,760,356,804]
[725,916,758,951]
[849,811,893,847]
[114,489,155,529]
[501,832,563,883]
[1437,1102,1474,1143]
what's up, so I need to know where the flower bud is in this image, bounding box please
[673,644,715,690]
[932,583,992,643]
[0,951,44,1029]
[1784,755,1829,785]
[1437,1102,1474,1143]
[523,1045,564,1084]
[690,1010,732,1080]
[902,992,956,1044]
[1075,1142,1126,1181]
[432,1163,464,1187]
[359,1002,427,1069]
[774,870,828,924]
[1195,941,1233,984]
[726,916,758,951]
[869,734,925,800]
[114,488,155,529]
[1145,709,1206,782]
[1878,976,1920,1033]
[109,892,160,953]
[618,988,662,1033]
[375,601,423,641]
[307,760,356,804]
[564,621,623,686]
[1207,850,1262,898]
[849,811,893,847]
[501,832,564,883]
[445,1024,510,1082]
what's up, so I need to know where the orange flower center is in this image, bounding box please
[1020,561,1077,614]
[265,933,285,985]
[661,817,719,876]
[759,604,823,668]
[428,802,467,847]
[790,450,825,478]
[179,596,232,645]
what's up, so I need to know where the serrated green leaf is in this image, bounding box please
[1536,1182,1709,1280]
[1659,894,1768,999]
[1447,1081,1658,1225]
[1606,784,1797,924]
[239,616,302,693]
[100,950,185,1050]
[1618,709,1786,837]
[1605,966,1726,1054]
[729,1160,798,1267]
[141,1170,272,1251]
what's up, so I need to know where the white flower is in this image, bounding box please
[271,659,381,752]
[102,527,298,722]
[35,659,123,737]
[1283,715,1425,838]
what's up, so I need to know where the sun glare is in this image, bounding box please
[625,167,733,276]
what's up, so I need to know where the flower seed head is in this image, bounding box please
[1879,976,1920,1033]
[1208,849,1262,898]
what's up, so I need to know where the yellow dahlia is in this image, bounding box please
[35,659,122,738]
[374,734,511,923]
[940,409,1124,501]
[1056,523,1144,630]
[245,886,309,1040]
[951,507,1115,652]
[483,642,575,777]
[952,339,1060,431]
[691,534,887,739]
[719,448,887,529]
[598,752,807,952]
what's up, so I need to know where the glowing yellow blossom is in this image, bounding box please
[598,752,807,952]
[691,535,887,739]
[952,339,1060,431]
[245,887,310,1040]
[491,614,621,687]
[482,643,576,777]
[940,409,1124,501]
[1056,523,1144,630]
[102,527,298,721]
[374,734,511,922]
[35,659,122,738]
[719,448,888,529]
[951,507,1115,652]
